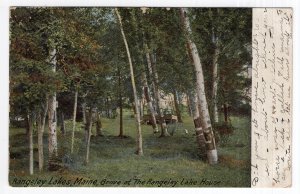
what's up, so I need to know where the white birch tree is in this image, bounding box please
[180,8,218,164]
[115,8,143,155]
[47,48,58,166]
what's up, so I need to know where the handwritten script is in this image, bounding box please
[251,8,292,188]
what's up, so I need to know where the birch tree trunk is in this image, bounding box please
[147,52,158,109]
[189,92,206,157]
[119,94,124,137]
[141,71,158,133]
[115,8,143,155]
[71,89,78,153]
[42,96,48,132]
[180,8,218,164]
[37,112,43,171]
[85,107,93,164]
[84,111,90,144]
[173,90,183,123]
[48,48,58,167]
[150,52,169,137]
[118,67,124,137]
[37,96,48,171]
[212,32,220,123]
[27,113,33,175]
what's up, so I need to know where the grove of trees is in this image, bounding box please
[9,7,251,175]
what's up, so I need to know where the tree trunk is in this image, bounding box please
[119,95,124,137]
[96,112,104,136]
[84,111,90,144]
[27,113,33,175]
[115,8,143,155]
[48,48,58,167]
[85,107,93,164]
[71,89,78,153]
[37,111,43,171]
[212,32,220,123]
[173,90,183,123]
[189,92,206,157]
[145,51,156,112]
[37,96,48,171]
[180,8,218,164]
[140,98,144,118]
[118,67,124,137]
[141,71,158,133]
[60,112,66,135]
[150,52,170,137]
[224,103,229,123]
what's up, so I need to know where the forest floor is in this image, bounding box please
[9,110,251,187]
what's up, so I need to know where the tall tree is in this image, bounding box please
[115,8,143,155]
[180,8,218,164]
[188,91,206,157]
[37,97,48,171]
[151,52,170,137]
[85,107,93,164]
[191,8,252,124]
[47,48,58,166]
[71,86,78,153]
[141,71,158,133]
[118,67,124,137]
[211,30,220,123]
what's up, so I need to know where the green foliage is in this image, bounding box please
[190,8,252,114]
[10,7,252,118]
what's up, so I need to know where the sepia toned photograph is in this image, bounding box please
[8,6,292,188]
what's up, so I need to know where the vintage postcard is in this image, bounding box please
[5,4,294,191]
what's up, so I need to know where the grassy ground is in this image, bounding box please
[9,110,251,187]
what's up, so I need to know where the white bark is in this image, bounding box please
[38,96,48,171]
[145,51,156,111]
[189,92,206,156]
[180,8,218,164]
[115,8,143,155]
[71,89,78,153]
[48,48,58,160]
[150,52,169,137]
[141,72,158,133]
